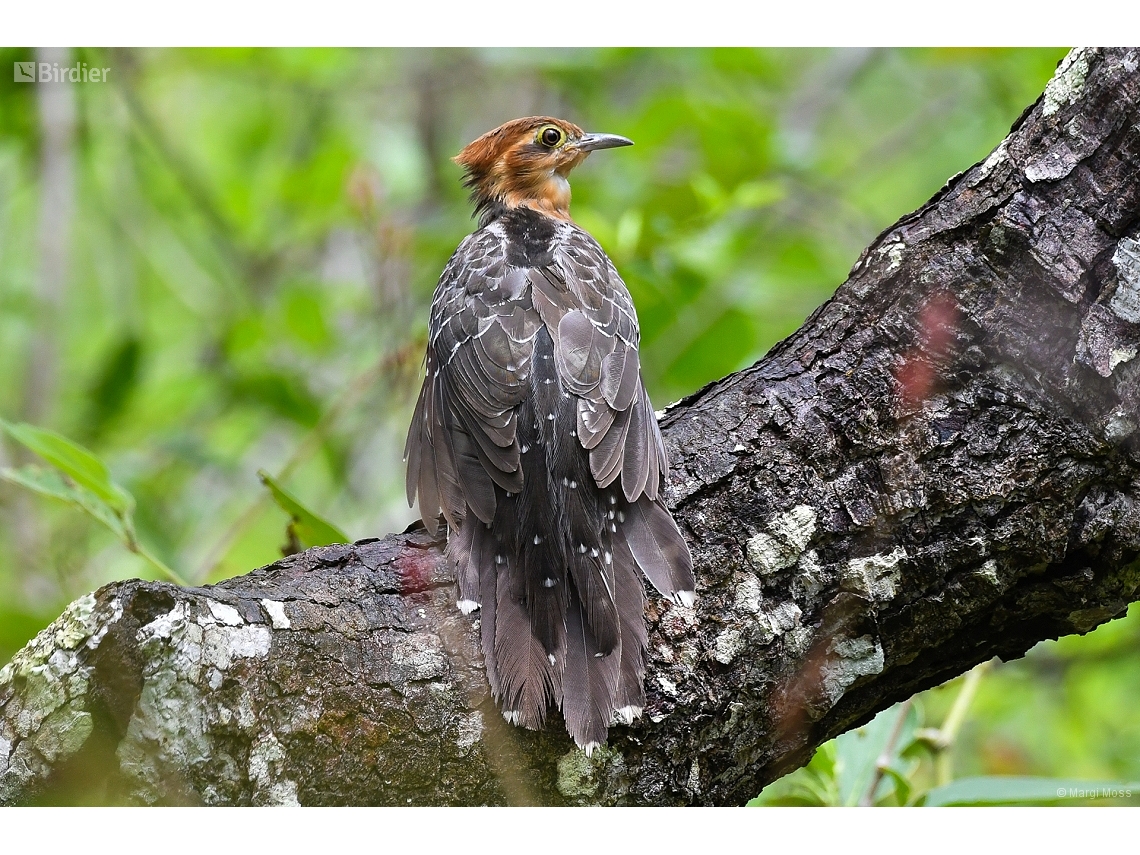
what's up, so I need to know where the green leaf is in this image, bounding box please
[0,418,134,514]
[925,777,1140,806]
[877,765,914,807]
[0,464,76,503]
[750,741,840,806]
[834,702,919,806]
[258,469,349,550]
[1,464,128,541]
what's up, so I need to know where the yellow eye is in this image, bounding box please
[538,125,565,148]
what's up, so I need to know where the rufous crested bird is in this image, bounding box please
[405,116,695,753]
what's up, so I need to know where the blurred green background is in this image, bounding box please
[3,46,1136,802]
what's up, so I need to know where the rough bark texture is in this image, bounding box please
[4,48,1140,806]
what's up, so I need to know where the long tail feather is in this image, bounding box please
[611,536,648,720]
[562,586,621,752]
[623,496,696,605]
[494,554,559,728]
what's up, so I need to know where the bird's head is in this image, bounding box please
[454,116,633,224]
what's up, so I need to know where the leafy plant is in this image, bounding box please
[750,663,1140,806]
[0,418,187,585]
[258,469,349,554]
[750,700,921,806]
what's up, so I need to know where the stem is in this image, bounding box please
[934,660,990,786]
[134,542,191,588]
[859,698,913,806]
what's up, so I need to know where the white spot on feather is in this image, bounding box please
[457,599,480,615]
[614,705,642,725]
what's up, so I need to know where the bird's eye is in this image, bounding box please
[539,126,565,148]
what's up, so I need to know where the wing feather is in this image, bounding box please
[406,226,535,522]
[623,496,696,602]
[547,227,668,504]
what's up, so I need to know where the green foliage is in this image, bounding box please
[1,419,133,514]
[751,702,921,806]
[0,419,186,585]
[258,469,348,552]
[752,663,1140,807]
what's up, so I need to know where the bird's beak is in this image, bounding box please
[575,132,634,152]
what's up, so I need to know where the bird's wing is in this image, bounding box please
[404,225,543,535]
[529,223,668,503]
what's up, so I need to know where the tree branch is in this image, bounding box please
[4,47,1140,806]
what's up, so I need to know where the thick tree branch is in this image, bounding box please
[4,48,1140,806]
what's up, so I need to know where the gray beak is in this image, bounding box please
[576,132,634,152]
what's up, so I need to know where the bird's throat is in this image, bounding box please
[498,171,572,222]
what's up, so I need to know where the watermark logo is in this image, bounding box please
[13,62,109,84]
[1056,785,1133,800]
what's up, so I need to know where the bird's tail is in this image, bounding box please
[448,329,695,752]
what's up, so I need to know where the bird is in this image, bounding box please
[404,116,695,754]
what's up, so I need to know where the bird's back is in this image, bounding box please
[406,130,694,753]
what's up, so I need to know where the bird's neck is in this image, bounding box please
[473,169,573,226]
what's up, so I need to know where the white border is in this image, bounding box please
[1,0,1134,47]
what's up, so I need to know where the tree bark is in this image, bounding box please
[4,47,1140,806]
